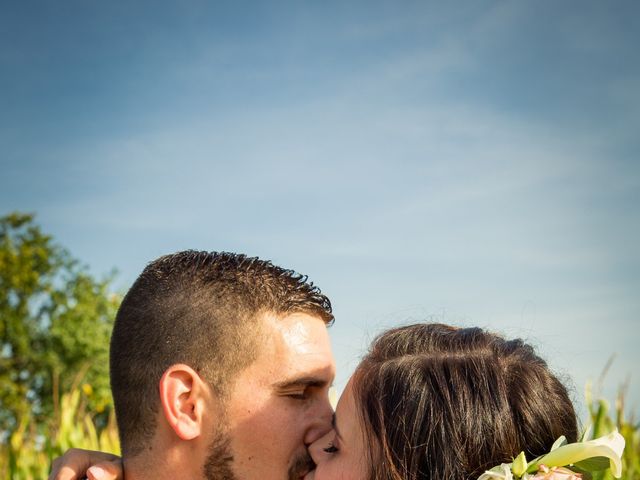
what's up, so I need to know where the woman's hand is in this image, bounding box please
[48,448,123,480]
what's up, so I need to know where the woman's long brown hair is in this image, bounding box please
[353,323,578,480]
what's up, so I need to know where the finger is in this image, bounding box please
[50,464,88,480]
[87,460,123,480]
[48,457,62,479]
[48,449,91,480]
[48,448,120,480]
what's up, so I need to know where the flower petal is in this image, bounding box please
[530,431,625,478]
[513,452,528,477]
[479,464,514,480]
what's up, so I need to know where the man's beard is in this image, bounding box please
[203,429,315,480]
[204,430,236,480]
[288,451,315,480]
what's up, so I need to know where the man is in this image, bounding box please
[50,250,336,480]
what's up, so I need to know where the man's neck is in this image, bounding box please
[123,449,202,480]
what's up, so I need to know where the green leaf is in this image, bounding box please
[575,457,614,472]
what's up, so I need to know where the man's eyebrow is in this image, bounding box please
[273,376,330,390]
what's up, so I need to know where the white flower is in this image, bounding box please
[476,431,626,480]
[479,463,514,480]
[530,431,625,478]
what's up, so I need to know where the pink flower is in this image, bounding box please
[530,465,582,480]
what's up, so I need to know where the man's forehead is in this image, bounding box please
[278,319,319,351]
[258,312,336,384]
[262,312,331,347]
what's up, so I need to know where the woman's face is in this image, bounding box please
[305,378,369,480]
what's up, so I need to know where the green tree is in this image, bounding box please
[0,212,119,433]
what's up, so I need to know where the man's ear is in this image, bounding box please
[158,364,209,441]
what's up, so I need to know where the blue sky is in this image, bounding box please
[2,1,639,414]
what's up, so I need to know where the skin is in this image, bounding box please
[305,379,369,480]
[48,312,336,480]
[220,312,336,479]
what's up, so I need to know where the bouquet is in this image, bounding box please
[478,430,625,480]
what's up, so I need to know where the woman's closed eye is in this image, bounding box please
[323,442,339,454]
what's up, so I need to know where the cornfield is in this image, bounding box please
[586,382,640,480]
[0,372,119,480]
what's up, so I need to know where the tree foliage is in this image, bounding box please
[0,212,119,433]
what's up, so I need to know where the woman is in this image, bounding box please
[50,323,622,480]
[305,323,579,480]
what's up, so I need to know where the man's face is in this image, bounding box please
[206,312,336,480]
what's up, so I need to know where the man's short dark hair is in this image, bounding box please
[110,250,333,457]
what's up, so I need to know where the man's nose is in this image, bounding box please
[303,394,334,446]
[308,430,333,465]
